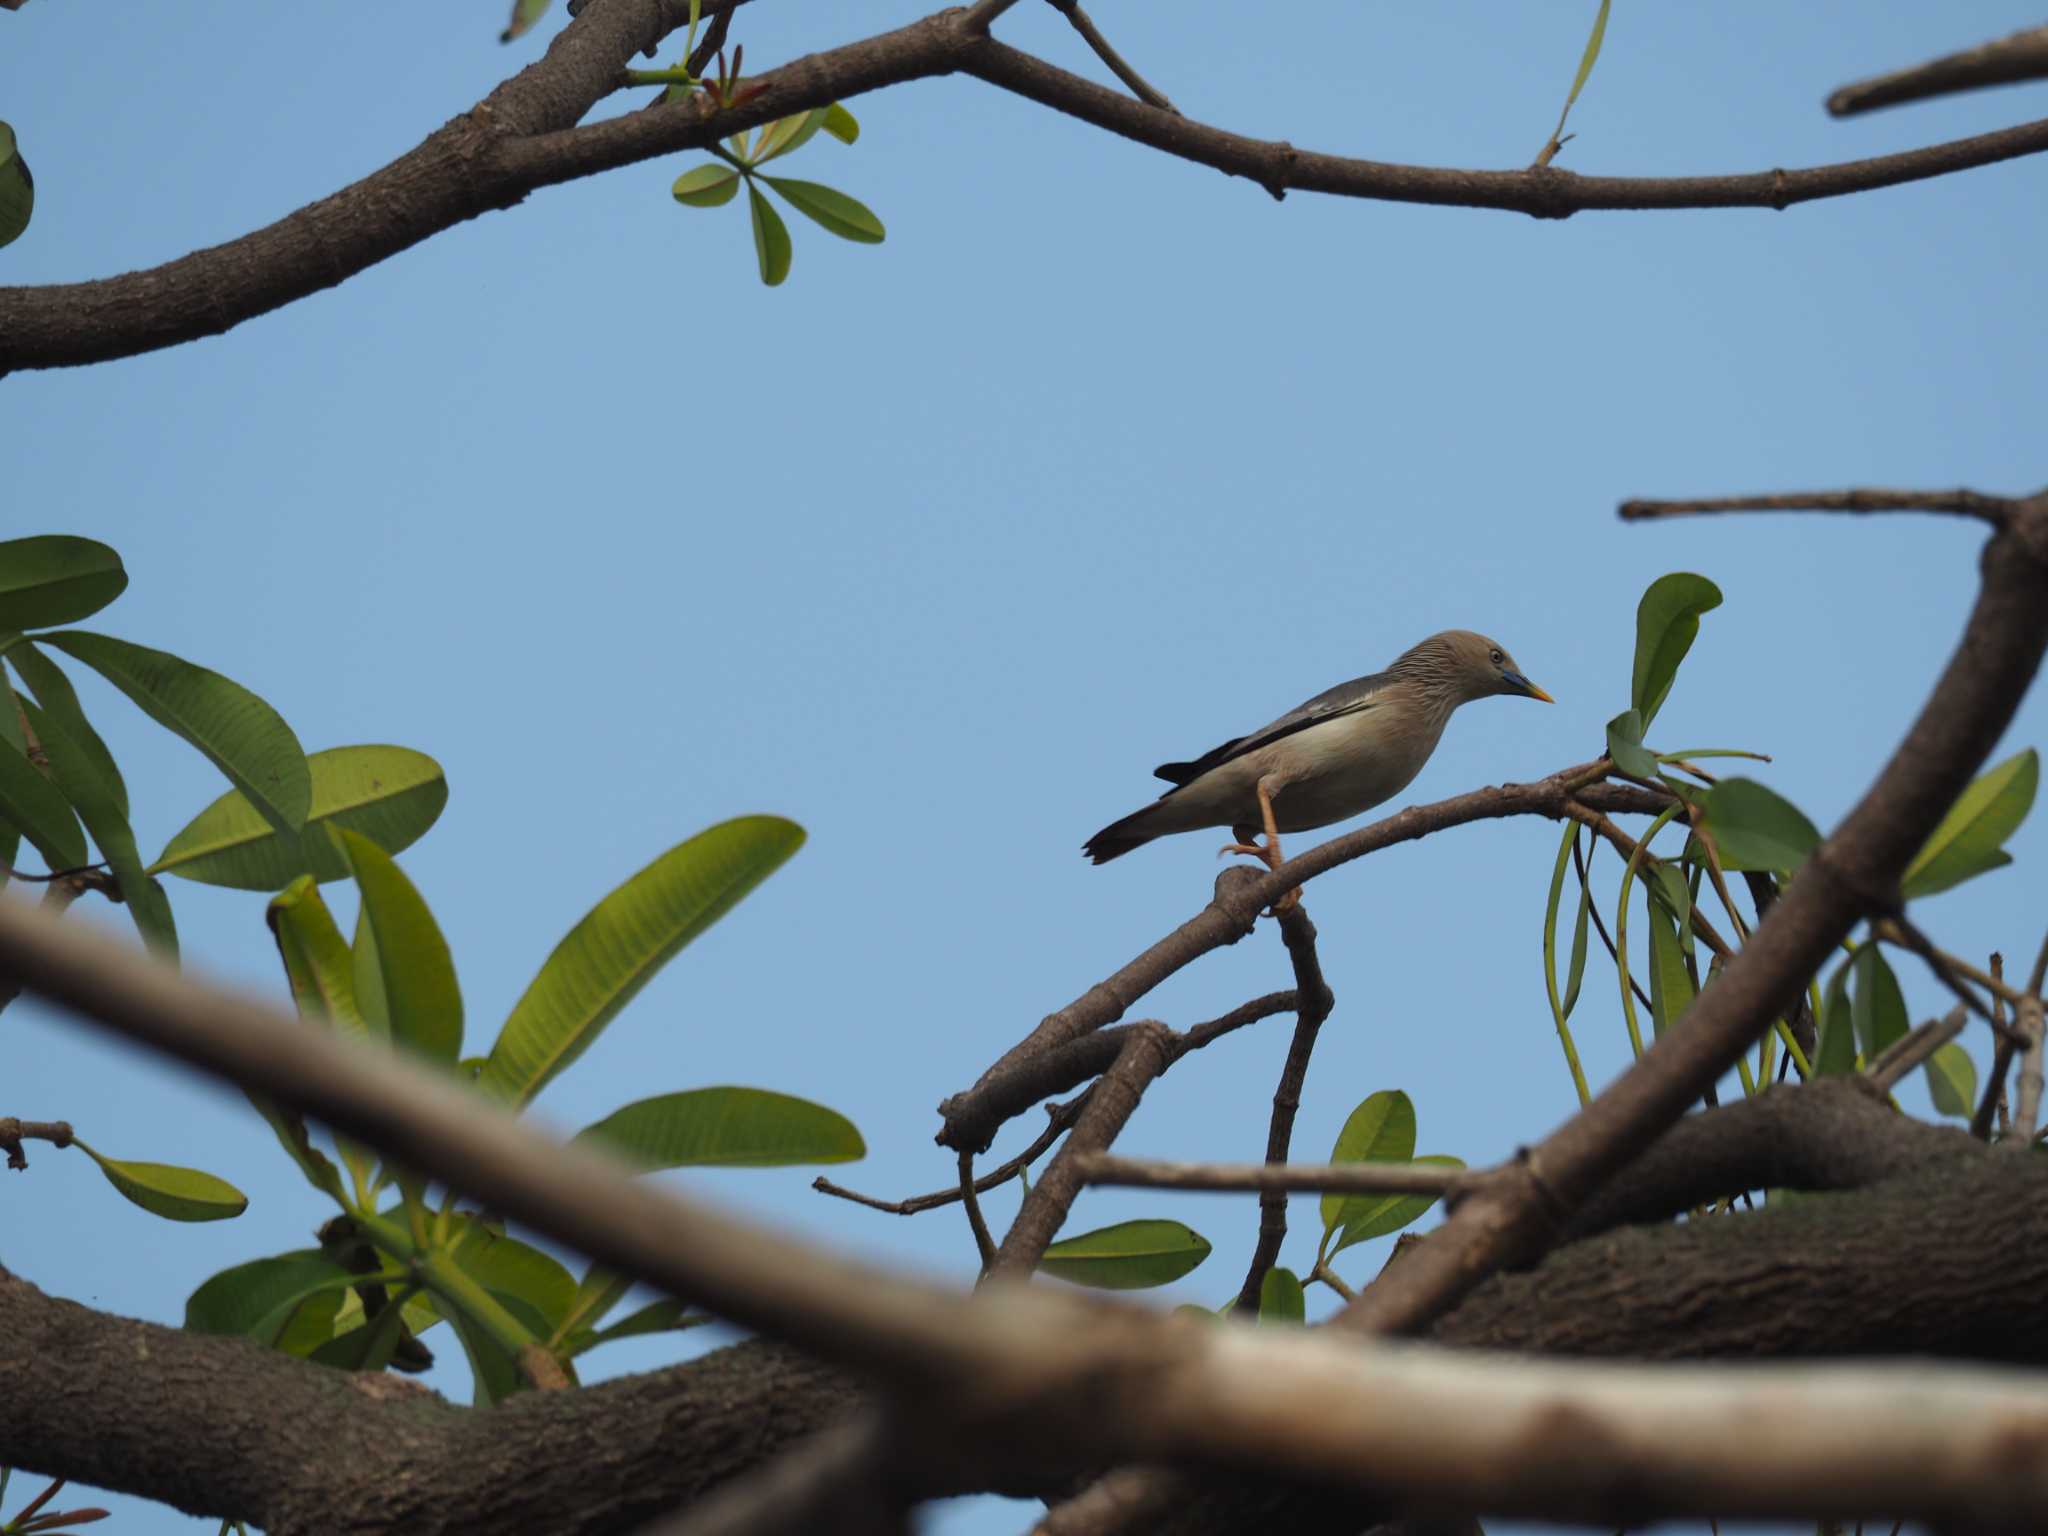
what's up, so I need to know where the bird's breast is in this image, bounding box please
[1254,708,1444,832]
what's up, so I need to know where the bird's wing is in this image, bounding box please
[1151,670,1396,788]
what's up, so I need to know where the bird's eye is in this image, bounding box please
[1488,648,1503,664]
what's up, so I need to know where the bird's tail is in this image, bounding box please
[1083,803,1167,864]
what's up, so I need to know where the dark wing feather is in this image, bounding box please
[1151,670,1394,791]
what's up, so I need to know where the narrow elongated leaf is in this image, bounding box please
[1698,778,1820,874]
[479,816,805,1106]
[76,1139,247,1222]
[577,1298,709,1352]
[151,744,447,890]
[1814,961,1857,1076]
[1561,874,1592,1019]
[1850,945,1909,1061]
[1257,1266,1306,1324]
[1631,573,1723,730]
[186,1250,356,1339]
[1902,750,2038,899]
[1645,897,1695,1039]
[245,1084,348,1206]
[821,103,860,144]
[752,109,828,165]
[1318,1090,1417,1238]
[747,182,792,286]
[268,876,376,1043]
[43,631,310,837]
[672,163,742,208]
[1562,0,1611,113]
[1328,1154,1464,1259]
[336,829,462,1066]
[1039,1219,1211,1290]
[18,694,175,955]
[5,640,129,817]
[0,731,86,869]
[0,121,30,249]
[760,176,885,243]
[575,1086,864,1169]
[0,536,126,629]
[1604,709,1658,781]
[353,898,390,1034]
[1926,1044,1978,1118]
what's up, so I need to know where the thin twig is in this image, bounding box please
[1971,955,2016,1142]
[0,1115,73,1170]
[958,1149,997,1272]
[959,0,1022,32]
[1828,23,2048,117]
[1078,1154,1462,1199]
[1045,0,1178,113]
[2029,928,2048,997]
[1865,1007,1966,1094]
[815,1091,1089,1215]
[1234,904,1336,1314]
[1619,488,2021,524]
[1875,915,2028,1046]
[2010,997,2045,1145]
[1573,831,1657,1017]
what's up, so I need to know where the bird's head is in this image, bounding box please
[1399,629,1555,706]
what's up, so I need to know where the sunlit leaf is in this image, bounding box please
[76,1140,247,1222]
[268,876,377,1043]
[1631,573,1722,730]
[1697,778,1820,874]
[1039,1219,1211,1290]
[0,728,87,870]
[759,176,884,243]
[1901,750,2037,900]
[1561,0,1611,114]
[479,816,804,1106]
[821,102,860,144]
[753,108,828,165]
[1257,1266,1305,1324]
[575,1086,864,1169]
[42,630,310,838]
[672,163,742,208]
[1328,1154,1463,1260]
[151,744,447,891]
[1318,1090,1416,1238]
[5,640,128,817]
[747,182,792,286]
[1604,708,1658,781]
[1850,944,1909,1061]
[336,829,462,1067]
[0,120,31,249]
[0,536,126,629]
[1926,1043,1977,1118]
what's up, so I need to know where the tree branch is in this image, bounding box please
[1619,487,2027,524]
[1077,1153,1463,1198]
[1828,23,2048,117]
[1044,0,1179,113]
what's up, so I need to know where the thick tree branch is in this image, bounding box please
[1829,23,2048,117]
[15,14,2048,371]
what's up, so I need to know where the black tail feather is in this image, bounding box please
[1082,807,1159,864]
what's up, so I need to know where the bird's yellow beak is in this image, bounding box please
[1524,680,1555,704]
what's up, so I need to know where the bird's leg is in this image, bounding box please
[1217,781,1299,914]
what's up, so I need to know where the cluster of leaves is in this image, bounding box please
[0,535,866,1402]
[1035,1090,1457,1322]
[1558,572,2035,1121]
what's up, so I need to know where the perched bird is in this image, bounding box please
[1082,631,1553,887]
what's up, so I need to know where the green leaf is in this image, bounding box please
[1604,709,1659,781]
[500,0,552,42]
[1644,896,1695,1040]
[1814,960,1857,1075]
[572,1297,710,1354]
[1926,1043,1978,1118]
[1328,1155,1463,1260]
[479,816,805,1106]
[0,730,87,870]
[185,1250,357,1340]
[445,1227,578,1332]
[42,630,310,839]
[75,1139,247,1222]
[672,163,742,208]
[1630,573,1723,731]
[1697,778,1820,874]
[268,876,378,1042]
[821,103,860,144]
[760,176,885,243]
[752,109,829,165]
[151,744,447,891]
[1318,1090,1417,1238]
[1902,750,2038,899]
[335,829,462,1067]
[0,820,15,893]
[1257,1266,1305,1324]
[1561,876,1592,1021]
[576,1086,864,1169]
[1562,0,1611,114]
[747,181,792,286]
[0,536,126,629]
[447,1303,528,1406]
[5,639,129,818]
[0,121,31,250]
[245,1086,348,1207]
[1850,944,1909,1061]
[1039,1219,1211,1290]
[17,693,175,956]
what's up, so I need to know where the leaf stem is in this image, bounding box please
[1542,823,1593,1107]
[1615,804,1683,1058]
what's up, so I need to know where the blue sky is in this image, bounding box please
[4,4,2046,1532]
